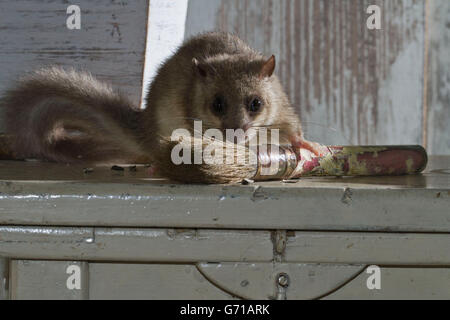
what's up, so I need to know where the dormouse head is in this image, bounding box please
[190,54,287,133]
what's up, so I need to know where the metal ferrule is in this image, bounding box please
[253,145,298,181]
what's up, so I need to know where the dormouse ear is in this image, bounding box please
[259,55,276,78]
[192,58,208,78]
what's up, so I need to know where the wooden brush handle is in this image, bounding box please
[290,145,428,178]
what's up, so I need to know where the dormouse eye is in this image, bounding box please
[212,96,226,115]
[248,97,263,113]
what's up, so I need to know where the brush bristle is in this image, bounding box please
[153,136,257,184]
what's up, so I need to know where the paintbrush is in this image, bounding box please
[153,136,428,183]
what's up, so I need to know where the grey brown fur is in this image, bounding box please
[1,32,305,183]
[1,67,147,164]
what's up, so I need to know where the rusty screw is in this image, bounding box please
[277,273,290,288]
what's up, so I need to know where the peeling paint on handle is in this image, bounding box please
[292,145,428,177]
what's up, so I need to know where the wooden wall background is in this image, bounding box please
[185,0,449,155]
[0,0,448,155]
[426,0,450,155]
[0,0,148,106]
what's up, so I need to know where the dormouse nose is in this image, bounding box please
[222,106,250,131]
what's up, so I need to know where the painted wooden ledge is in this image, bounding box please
[0,156,448,232]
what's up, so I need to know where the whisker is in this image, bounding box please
[301,121,352,144]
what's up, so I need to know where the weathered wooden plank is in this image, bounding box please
[0,169,448,231]
[0,182,448,231]
[0,226,273,262]
[323,267,450,299]
[89,263,234,300]
[2,226,450,265]
[426,0,450,155]
[185,0,427,149]
[143,0,188,107]
[285,232,450,265]
[0,258,8,300]
[0,0,148,111]
[0,157,448,231]
[10,260,89,300]
[8,260,450,300]
[197,262,365,300]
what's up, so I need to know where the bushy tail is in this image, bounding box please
[0,67,149,164]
